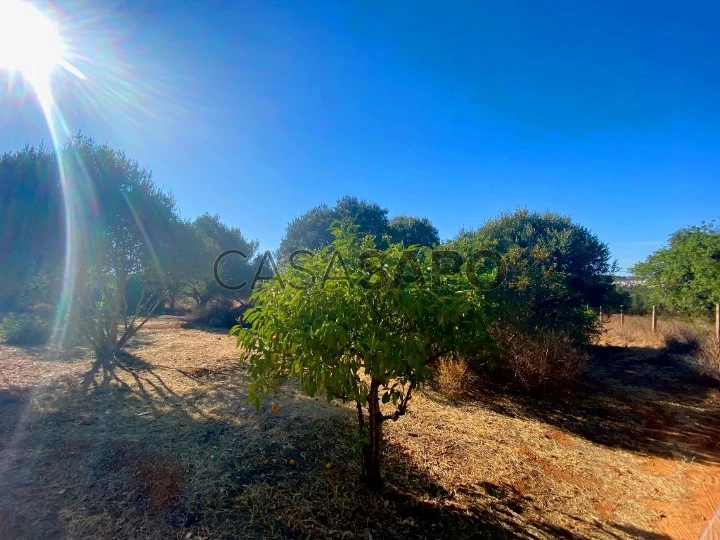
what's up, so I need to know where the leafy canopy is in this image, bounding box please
[277,196,439,263]
[187,213,259,305]
[631,221,720,316]
[452,209,616,344]
[387,215,440,248]
[0,144,63,309]
[234,225,489,407]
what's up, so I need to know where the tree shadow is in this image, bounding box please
[0,345,675,539]
[0,351,580,539]
[468,345,720,465]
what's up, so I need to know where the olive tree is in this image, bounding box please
[0,144,64,310]
[62,135,182,358]
[188,213,258,307]
[232,226,489,486]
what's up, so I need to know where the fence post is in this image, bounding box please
[716,303,719,342]
[620,306,624,326]
[652,305,657,333]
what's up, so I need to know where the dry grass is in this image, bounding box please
[488,325,588,393]
[696,337,720,379]
[435,357,472,398]
[597,314,667,348]
[599,314,720,381]
[1,315,719,539]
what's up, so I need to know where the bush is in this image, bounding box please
[435,356,472,397]
[663,326,701,355]
[451,209,615,347]
[488,324,587,394]
[695,337,720,381]
[0,312,50,345]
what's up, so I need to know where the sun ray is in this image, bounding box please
[0,0,88,349]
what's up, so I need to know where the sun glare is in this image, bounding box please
[0,0,69,88]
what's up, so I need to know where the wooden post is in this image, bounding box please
[599,307,602,321]
[715,303,719,342]
[652,305,657,333]
[620,306,624,326]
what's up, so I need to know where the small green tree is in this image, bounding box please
[232,226,488,486]
[631,221,720,316]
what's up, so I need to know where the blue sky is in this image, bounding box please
[1,0,718,274]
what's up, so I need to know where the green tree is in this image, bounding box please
[452,209,616,345]
[277,197,442,262]
[603,283,632,313]
[0,144,64,310]
[631,222,720,316]
[276,204,336,263]
[189,213,258,306]
[625,284,652,315]
[161,219,212,311]
[277,196,389,262]
[61,135,182,358]
[232,226,489,486]
[387,215,440,247]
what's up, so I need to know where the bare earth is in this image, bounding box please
[0,316,718,539]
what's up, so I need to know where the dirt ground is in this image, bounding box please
[0,316,719,539]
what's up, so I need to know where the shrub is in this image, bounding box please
[435,356,472,397]
[0,312,50,345]
[690,333,720,381]
[663,326,701,355]
[488,324,587,394]
[451,209,615,347]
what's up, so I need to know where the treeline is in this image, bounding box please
[9,135,709,361]
[0,136,258,353]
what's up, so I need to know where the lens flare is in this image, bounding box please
[0,0,86,349]
[0,0,82,92]
[1,2,192,350]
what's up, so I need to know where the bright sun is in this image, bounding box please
[0,0,68,88]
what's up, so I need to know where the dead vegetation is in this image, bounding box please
[487,324,588,395]
[599,314,720,381]
[0,315,719,539]
[434,356,472,398]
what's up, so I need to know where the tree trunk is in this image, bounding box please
[361,378,383,488]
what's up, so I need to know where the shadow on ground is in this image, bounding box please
[0,352,609,539]
[470,345,720,465]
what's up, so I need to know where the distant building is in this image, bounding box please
[613,276,647,287]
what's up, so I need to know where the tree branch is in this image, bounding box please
[381,380,416,423]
